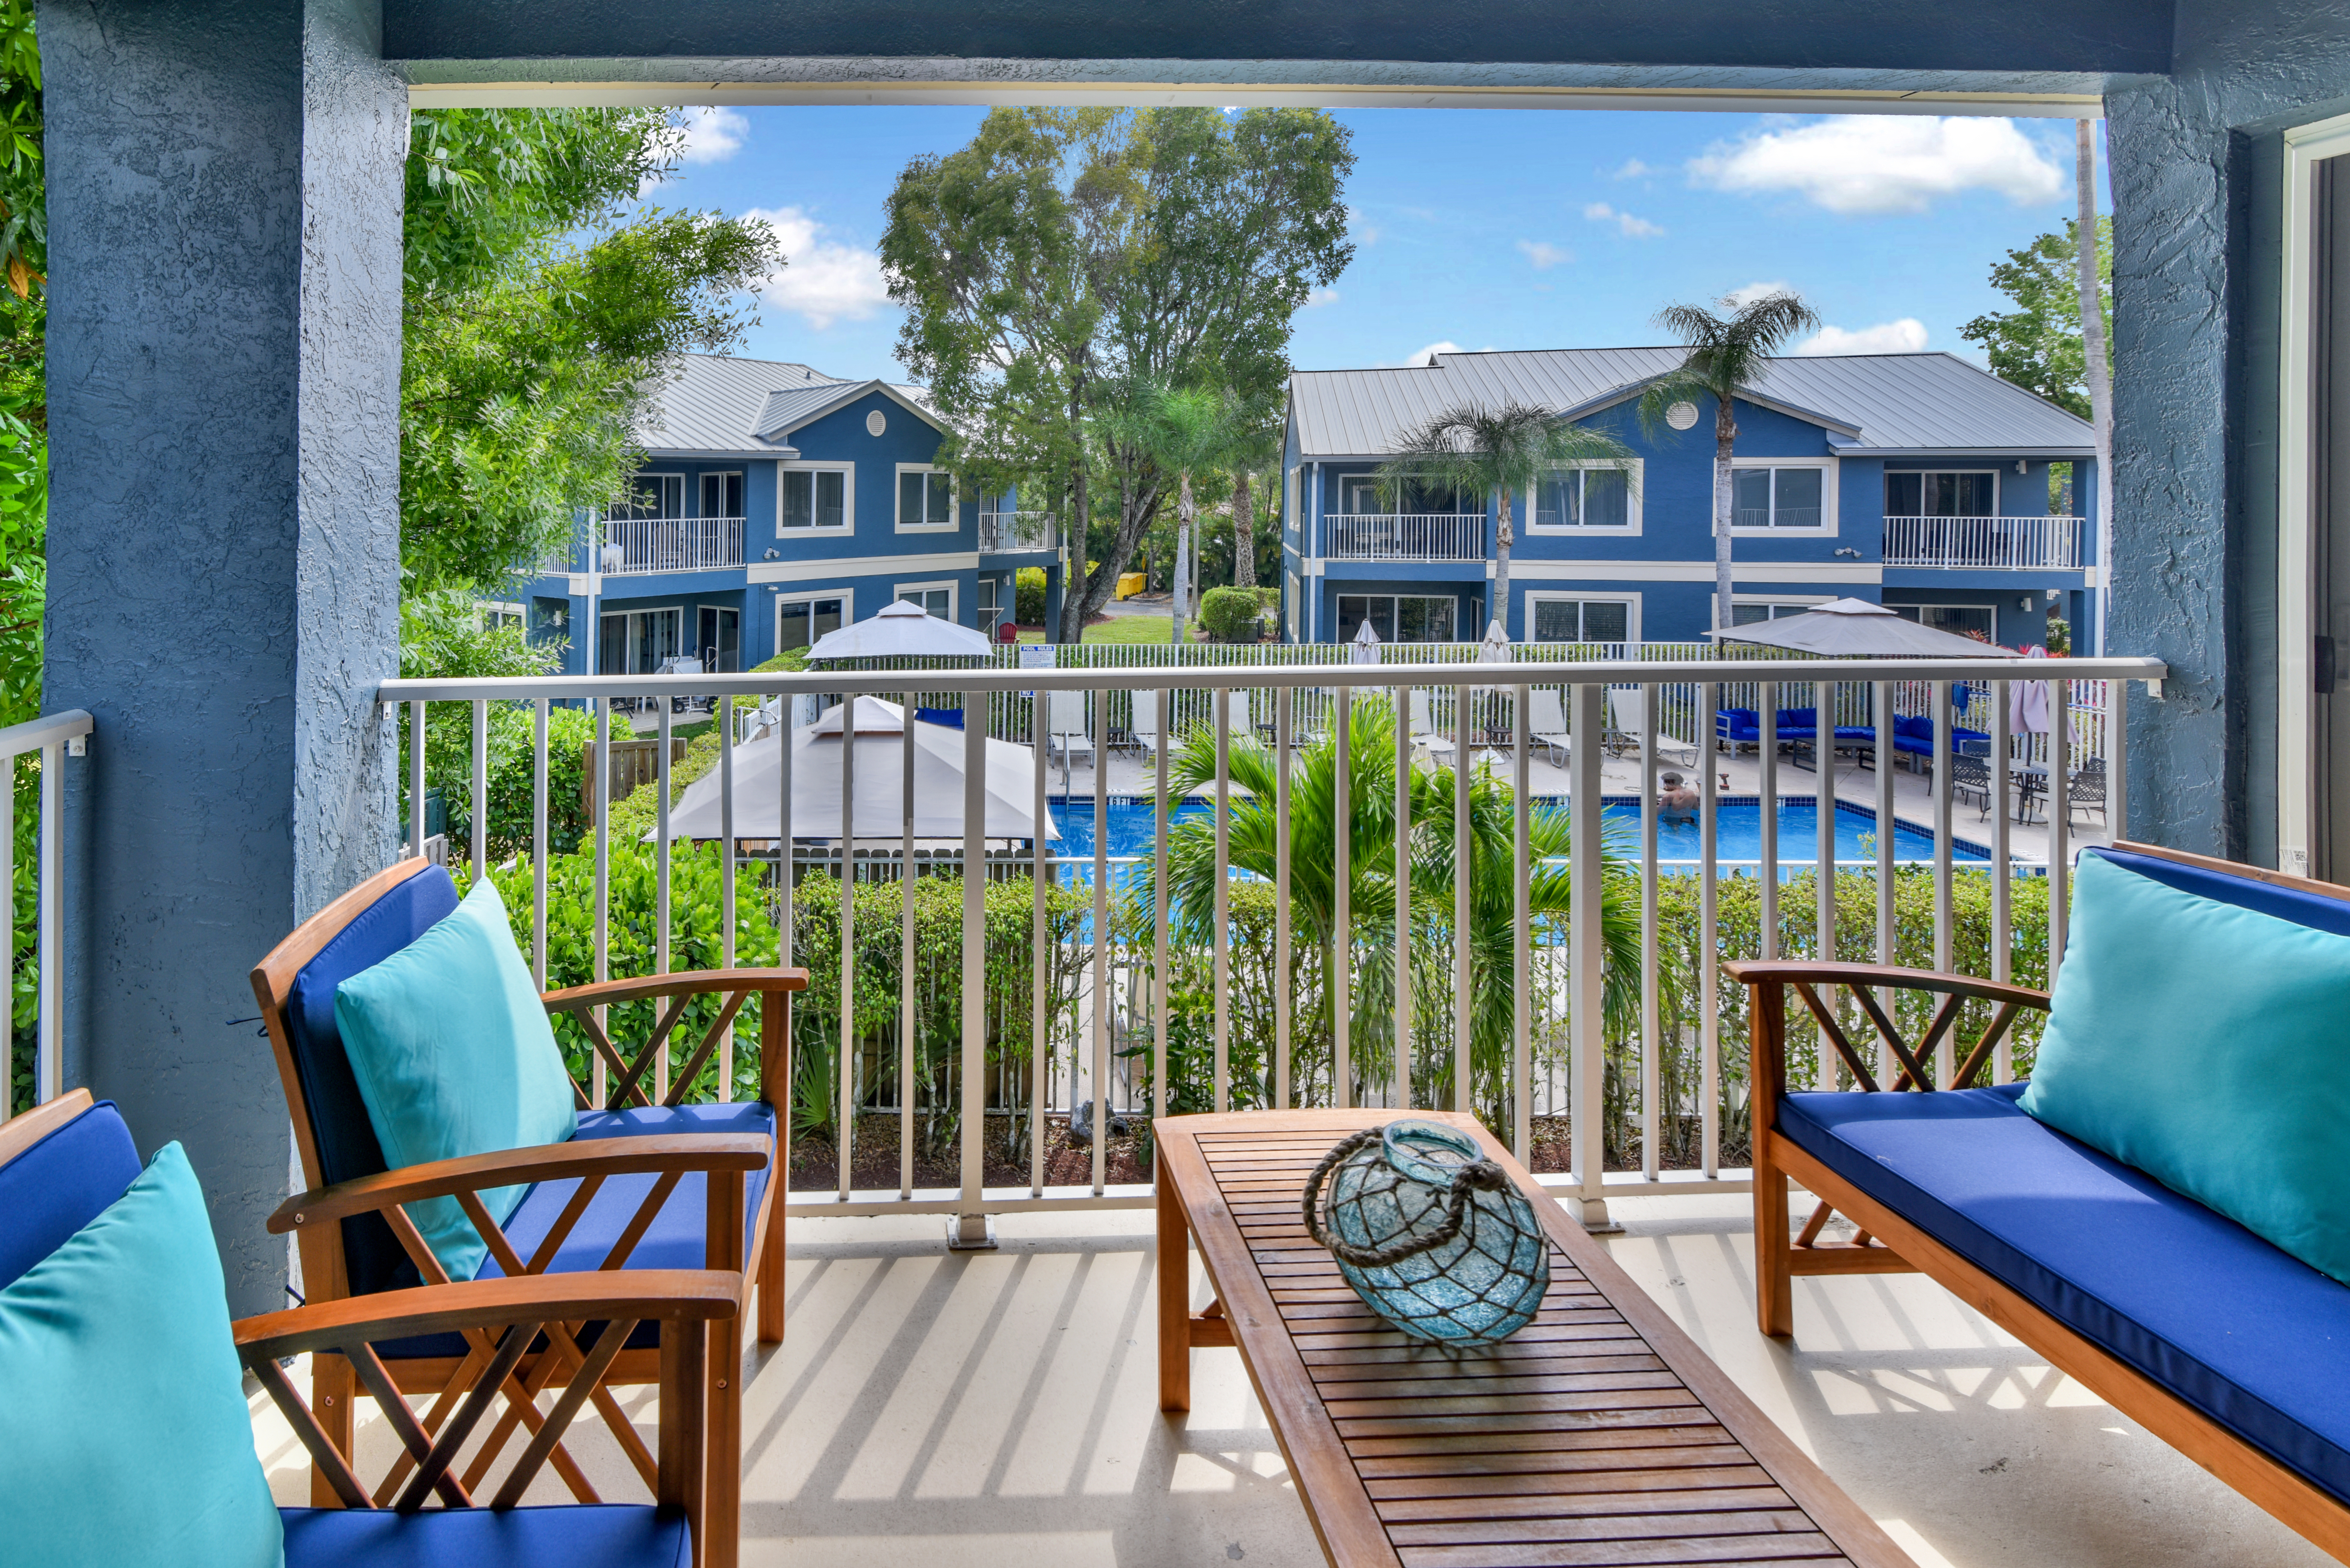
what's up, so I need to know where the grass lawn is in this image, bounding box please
[1016,614,1180,646]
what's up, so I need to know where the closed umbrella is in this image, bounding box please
[804,597,994,661]
[2008,644,2052,734]
[1715,598,2025,660]
[665,696,1057,841]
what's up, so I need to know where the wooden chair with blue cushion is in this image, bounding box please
[0,1088,736,1567]
[1732,840,2350,1560]
[250,856,804,1568]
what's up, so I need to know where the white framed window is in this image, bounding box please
[1729,598,1825,627]
[1338,474,1476,515]
[610,473,684,521]
[597,607,680,674]
[894,465,957,532]
[1884,469,1998,517]
[480,600,525,632]
[1526,592,1638,644]
[896,579,956,620]
[774,591,850,654]
[1287,467,1300,539]
[1728,458,1838,535]
[699,471,745,518]
[1286,569,1302,641]
[1887,602,1995,639]
[1335,593,1458,644]
[778,462,852,534]
[977,573,1003,632]
[1528,460,1642,534]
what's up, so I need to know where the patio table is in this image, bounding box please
[1156,1109,1914,1567]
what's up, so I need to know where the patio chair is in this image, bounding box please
[1044,689,1095,787]
[1406,688,1457,765]
[250,858,802,1568]
[1605,688,1699,768]
[2069,755,2108,825]
[0,1088,734,1568]
[1526,688,1571,766]
[1127,688,1165,763]
[1951,752,1993,819]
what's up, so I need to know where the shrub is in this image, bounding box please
[1198,585,1263,643]
[407,700,612,865]
[1015,567,1048,625]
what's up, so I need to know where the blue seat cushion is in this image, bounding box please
[281,1504,688,1568]
[1778,1083,2350,1503]
[377,1101,775,1361]
[0,1100,142,1292]
[284,865,464,1298]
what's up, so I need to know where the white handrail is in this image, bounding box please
[1324,512,1485,562]
[1883,514,2085,570]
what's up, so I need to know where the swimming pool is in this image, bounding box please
[1046,795,1990,868]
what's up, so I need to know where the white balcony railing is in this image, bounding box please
[382,647,2162,1231]
[1883,514,2085,570]
[0,708,92,1122]
[595,516,745,575]
[1324,512,1485,561]
[979,510,1055,553]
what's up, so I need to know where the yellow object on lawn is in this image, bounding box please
[1115,572,1146,600]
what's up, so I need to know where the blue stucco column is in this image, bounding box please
[42,0,406,1313]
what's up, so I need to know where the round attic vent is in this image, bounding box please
[1665,401,1699,430]
[866,410,886,437]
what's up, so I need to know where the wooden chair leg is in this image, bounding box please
[757,1204,785,1345]
[311,1351,357,1507]
[706,1318,741,1568]
[1755,1145,1795,1339]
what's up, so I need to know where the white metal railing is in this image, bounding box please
[979,511,1055,553]
[382,651,2162,1233]
[1324,512,1485,561]
[0,708,92,1122]
[1883,515,2085,570]
[593,516,745,575]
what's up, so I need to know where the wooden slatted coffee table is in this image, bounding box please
[1155,1110,1913,1568]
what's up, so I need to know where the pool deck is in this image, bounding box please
[1041,738,2104,868]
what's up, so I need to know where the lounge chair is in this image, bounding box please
[0,1089,734,1567]
[2069,755,2108,824]
[250,860,800,1566]
[1045,689,1095,786]
[1406,688,1457,765]
[1605,688,1699,768]
[1526,688,1572,766]
[1128,688,1165,763]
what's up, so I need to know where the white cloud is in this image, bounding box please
[744,206,889,329]
[1402,341,1464,368]
[1723,280,1797,310]
[1582,201,1664,239]
[1347,205,1381,245]
[1688,115,2063,214]
[1305,286,1341,307]
[676,106,749,165]
[1516,239,1572,270]
[1611,158,1656,179]
[1797,318,1930,356]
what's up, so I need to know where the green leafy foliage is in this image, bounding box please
[1014,567,1048,625]
[1196,585,1263,644]
[1960,218,2112,419]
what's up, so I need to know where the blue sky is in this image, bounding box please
[650,106,2107,383]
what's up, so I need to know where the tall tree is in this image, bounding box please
[400,110,779,587]
[884,107,1353,642]
[1376,404,1632,638]
[1129,384,1257,641]
[1225,415,1282,591]
[1958,216,2113,421]
[1637,291,1822,634]
[2074,120,2114,656]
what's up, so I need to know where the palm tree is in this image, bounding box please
[1376,403,1634,640]
[1637,290,1822,634]
[1224,416,1282,590]
[1127,697,1666,1127]
[1133,384,1251,641]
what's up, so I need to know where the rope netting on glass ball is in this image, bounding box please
[1303,1120,1551,1346]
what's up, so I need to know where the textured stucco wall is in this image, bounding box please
[2104,0,2350,860]
[42,0,405,1315]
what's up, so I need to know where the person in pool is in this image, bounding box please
[1658,770,1699,821]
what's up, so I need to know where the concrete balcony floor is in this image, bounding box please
[257,1195,2325,1566]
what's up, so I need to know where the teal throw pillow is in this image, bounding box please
[2020,853,2350,1283]
[335,876,577,1282]
[0,1142,284,1566]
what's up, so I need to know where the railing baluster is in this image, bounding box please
[1032,686,1048,1196]
[1874,680,1896,1088]
[1093,687,1111,1189]
[532,700,548,995]
[408,700,426,861]
[1512,682,1531,1166]
[954,689,990,1247]
[1568,682,1609,1230]
[1639,683,1660,1177]
[2110,676,2130,848]
[1153,683,1171,1133]
[1992,680,2014,1080]
[1333,686,1352,1110]
[34,738,55,1106]
[1275,685,1292,1110]
[838,696,854,1202]
[471,699,488,887]
[1814,679,1835,1091]
[1454,682,1472,1115]
[1212,688,1231,1115]
[1698,682,1719,1180]
[901,689,917,1200]
[720,696,736,1103]
[593,697,610,1109]
[1394,681,1412,1109]
[2050,677,2071,988]
[1932,680,1954,1087]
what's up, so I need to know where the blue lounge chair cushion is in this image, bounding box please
[335,878,578,1284]
[2018,851,2350,1283]
[0,1096,142,1292]
[281,1505,688,1568]
[0,1141,284,1566]
[1778,1083,2350,1505]
[285,864,464,1298]
[1714,708,1760,741]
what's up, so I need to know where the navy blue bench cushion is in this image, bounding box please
[0,1100,142,1292]
[1779,1083,2350,1503]
[2086,846,2350,940]
[285,863,464,1297]
[282,1504,689,1568]
[377,1100,775,1361]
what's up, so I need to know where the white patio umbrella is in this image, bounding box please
[804,596,994,660]
[2008,643,2052,734]
[1713,598,2025,660]
[1349,621,1383,665]
[664,696,1058,842]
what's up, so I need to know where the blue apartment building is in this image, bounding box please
[513,353,1063,673]
[1279,348,2099,651]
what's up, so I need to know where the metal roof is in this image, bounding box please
[637,352,938,456]
[1289,349,2093,460]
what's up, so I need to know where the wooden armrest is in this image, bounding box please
[268,1132,772,1233]
[541,967,808,1011]
[1722,960,2050,1012]
[232,1269,741,1360]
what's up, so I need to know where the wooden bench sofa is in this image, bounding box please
[1736,839,2350,1562]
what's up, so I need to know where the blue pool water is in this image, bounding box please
[1046,795,1987,868]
